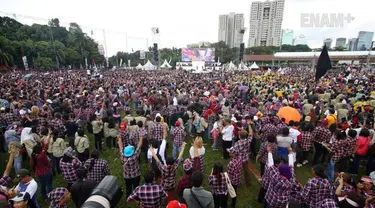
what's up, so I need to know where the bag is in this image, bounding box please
[224,172,236,198]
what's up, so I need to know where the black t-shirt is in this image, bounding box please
[70,180,98,208]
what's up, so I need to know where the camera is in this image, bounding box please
[81,176,123,208]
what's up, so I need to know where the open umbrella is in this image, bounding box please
[277,106,301,124]
[24,74,32,78]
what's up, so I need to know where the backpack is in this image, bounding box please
[152,146,163,173]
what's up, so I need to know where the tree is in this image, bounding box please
[34,56,54,69]
[332,46,346,51]
[0,36,14,67]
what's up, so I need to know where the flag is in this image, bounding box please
[315,45,331,81]
[120,59,123,66]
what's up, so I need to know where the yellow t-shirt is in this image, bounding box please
[326,114,337,127]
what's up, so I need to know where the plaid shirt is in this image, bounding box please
[301,177,335,208]
[84,158,110,182]
[261,123,279,142]
[299,131,313,151]
[346,136,357,157]
[35,116,47,134]
[171,127,186,147]
[326,139,350,162]
[0,174,11,187]
[258,142,278,164]
[207,114,216,126]
[2,112,19,124]
[227,156,243,186]
[59,158,82,184]
[176,174,192,197]
[157,158,182,190]
[230,139,251,162]
[312,126,331,143]
[50,118,66,138]
[127,184,167,208]
[265,166,300,208]
[320,198,339,207]
[121,148,141,179]
[191,155,204,173]
[209,173,227,195]
[120,130,132,147]
[152,123,164,141]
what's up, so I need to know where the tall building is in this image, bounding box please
[348,38,358,51]
[281,29,293,45]
[248,0,285,47]
[323,38,332,49]
[357,31,374,51]
[335,38,346,48]
[218,13,245,48]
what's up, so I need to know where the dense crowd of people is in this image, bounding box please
[0,67,375,207]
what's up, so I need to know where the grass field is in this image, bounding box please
[1,130,320,208]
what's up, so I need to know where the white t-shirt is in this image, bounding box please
[221,125,234,141]
[189,146,206,158]
[16,179,38,198]
[147,139,166,165]
[289,128,301,143]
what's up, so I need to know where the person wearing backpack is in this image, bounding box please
[148,139,166,183]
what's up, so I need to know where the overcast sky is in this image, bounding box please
[1,0,373,56]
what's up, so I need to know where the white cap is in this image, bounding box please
[113,102,118,107]
[0,107,5,111]
[46,99,53,104]
[253,116,259,121]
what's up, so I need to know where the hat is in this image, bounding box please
[9,192,31,203]
[231,117,237,123]
[156,113,161,118]
[315,101,319,104]
[113,102,118,107]
[0,107,4,111]
[167,200,187,208]
[63,147,75,158]
[253,116,259,121]
[16,169,30,179]
[123,145,135,157]
[183,158,192,172]
[98,87,104,92]
[175,120,181,126]
[48,187,68,204]
[46,99,53,104]
[304,116,311,122]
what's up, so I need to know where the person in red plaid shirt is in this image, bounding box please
[322,131,351,182]
[59,147,82,190]
[209,162,228,208]
[227,151,242,208]
[128,170,167,208]
[300,165,336,208]
[257,135,278,176]
[118,133,143,198]
[152,116,164,142]
[312,119,332,165]
[296,123,314,167]
[83,150,110,182]
[150,141,186,202]
[176,158,193,202]
[171,120,186,159]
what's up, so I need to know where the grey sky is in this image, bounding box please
[0,0,373,56]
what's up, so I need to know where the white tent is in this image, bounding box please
[136,63,143,70]
[160,60,172,69]
[249,62,259,69]
[144,60,155,70]
[227,61,237,70]
[238,62,249,71]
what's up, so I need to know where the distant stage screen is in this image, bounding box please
[181,48,215,62]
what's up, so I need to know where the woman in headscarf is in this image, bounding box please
[21,126,38,157]
[47,187,71,208]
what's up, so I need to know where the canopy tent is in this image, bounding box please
[238,62,249,71]
[160,60,172,69]
[144,60,155,70]
[227,61,237,71]
[249,62,259,69]
[136,63,143,70]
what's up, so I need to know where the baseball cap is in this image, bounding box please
[175,120,181,126]
[9,192,31,203]
[167,200,187,208]
[16,169,30,179]
[123,145,135,157]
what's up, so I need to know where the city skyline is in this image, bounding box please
[218,12,245,48]
[1,0,374,56]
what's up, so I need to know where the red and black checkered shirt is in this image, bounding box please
[84,158,110,182]
[152,123,164,141]
[230,139,251,162]
[326,139,350,162]
[157,158,182,190]
[171,127,186,147]
[320,198,339,207]
[312,126,331,143]
[121,148,141,179]
[346,136,357,157]
[50,118,66,138]
[59,158,82,184]
[258,142,278,164]
[227,156,243,186]
[299,131,313,152]
[301,177,335,208]
[3,112,19,124]
[0,174,11,187]
[176,174,192,197]
[127,184,167,208]
[261,123,279,142]
[208,173,227,195]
